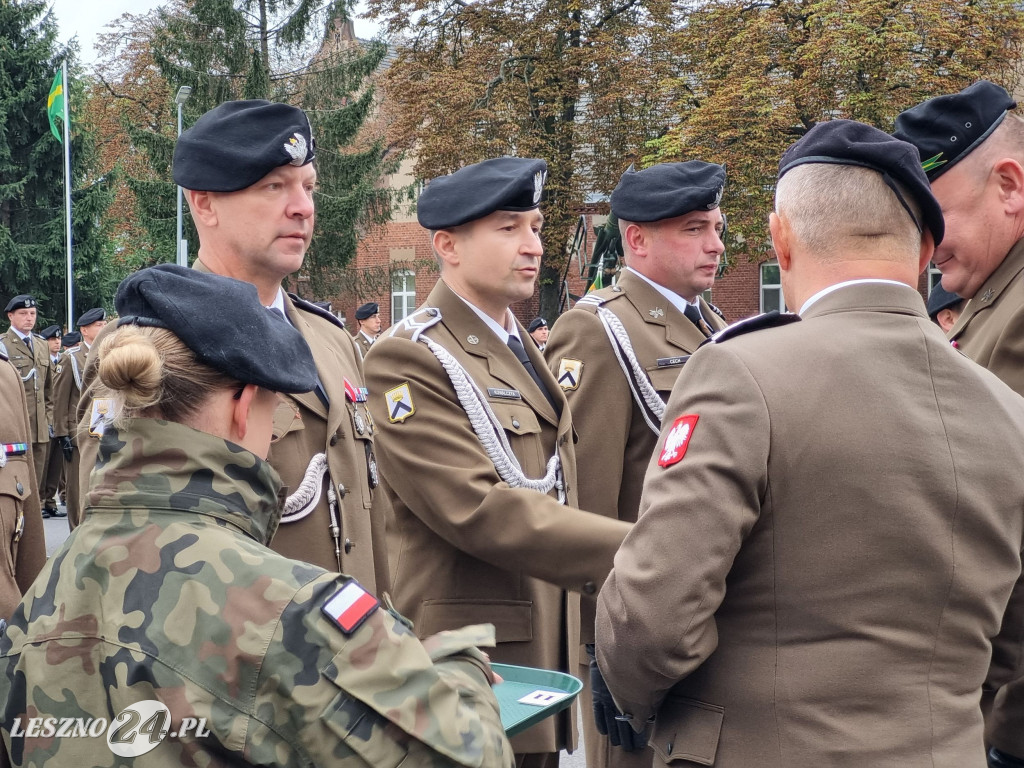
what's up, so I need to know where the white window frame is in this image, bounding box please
[391,269,416,322]
[760,259,787,313]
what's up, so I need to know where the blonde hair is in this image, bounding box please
[97,324,238,426]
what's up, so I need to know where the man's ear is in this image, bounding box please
[769,212,792,272]
[993,157,1024,215]
[622,222,648,260]
[432,229,459,269]
[917,228,936,275]
[231,384,259,441]
[187,188,218,228]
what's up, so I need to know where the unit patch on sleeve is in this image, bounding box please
[557,358,583,390]
[322,579,379,635]
[385,382,415,423]
[658,414,699,467]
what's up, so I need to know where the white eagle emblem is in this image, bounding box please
[708,185,724,210]
[658,414,699,467]
[284,132,308,166]
[533,170,546,204]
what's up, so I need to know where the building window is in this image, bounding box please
[760,260,786,313]
[391,269,416,322]
[927,262,942,293]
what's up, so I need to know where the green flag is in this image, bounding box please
[47,69,64,142]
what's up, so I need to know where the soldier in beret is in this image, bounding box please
[926,283,966,333]
[3,296,53,496]
[597,120,1024,766]
[526,317,548,350]
[74,101,391,596]
[352,301,381,357]
[895,82,1024,395]
[543,160,728,768]
[1,265,512,767]
[363,156,630,766]
[53,307,106,526]
[36,325,66,518]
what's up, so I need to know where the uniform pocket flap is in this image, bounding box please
[647,365,686,395]
[650,696,724,766]
[419,599,532,643]
[489,402,542,436]
[0,457,31,500]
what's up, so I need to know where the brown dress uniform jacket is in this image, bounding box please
[52,344,88,525]
[2,330,52,485]
[364,280,630,755]
[949,237,1024,397]
[353,330,374,359]
[74,270,390,595]
[0,348,46,619]
[597,283,1024,767]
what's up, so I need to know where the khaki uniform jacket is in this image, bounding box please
[364,280,630,754]
[73,272,390,595]
[353,330,374,358]
[597,283,1024,767]
[1,331,52,444]
[948,236,1024,397]
[0,351,45,619]
[52,345,87,441]
[544,270,726,644]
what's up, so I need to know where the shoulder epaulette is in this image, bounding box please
[287,293,347,331]
[707,302,726,321]
[704,311,800,345]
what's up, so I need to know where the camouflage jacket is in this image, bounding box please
[0,418,511,768]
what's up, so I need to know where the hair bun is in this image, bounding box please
[98,326,163,410]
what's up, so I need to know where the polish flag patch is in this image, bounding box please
[322,579,379,635]
[658,414,699,467]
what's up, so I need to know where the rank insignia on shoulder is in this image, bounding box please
[385,382,415,423]
[707,311,800,345]
[557,358,583,390]
[89,398,113,438]
[658,414,698,467]
[322,579,379,635]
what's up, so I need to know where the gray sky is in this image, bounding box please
[50,0,381,65]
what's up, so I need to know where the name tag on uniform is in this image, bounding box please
[656,356,690,368]
[487,387,521,400]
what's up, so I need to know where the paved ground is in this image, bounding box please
[39,504,590,765]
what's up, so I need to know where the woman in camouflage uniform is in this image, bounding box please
[0,265,511,768]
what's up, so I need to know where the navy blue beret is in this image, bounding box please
[355,302,379,320]
[528,317,547,333]
[926,284,964,318]
[894,81,1016,181]
[62,331,82,348]
[778,119,944,245]
[611,162,726,222]
[115,265,318,394]
[418,157,548,229]
[173,100,315,192]
[5,295,36,313]
[39,325,61,340]
[76,307,106,326]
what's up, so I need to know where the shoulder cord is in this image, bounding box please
[595,306,664,436]
[278,451,344,567]
[396,308,565,503]
[70,351,83,391]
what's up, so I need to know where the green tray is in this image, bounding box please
[491,663,583,737]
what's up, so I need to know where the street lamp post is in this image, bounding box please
[174,86,193,267]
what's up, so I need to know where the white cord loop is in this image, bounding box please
[595,306,664,435]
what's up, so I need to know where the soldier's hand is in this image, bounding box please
[990,748,1024,767]
[588,644,648,752]
[48,424,55,439]
[59,435,73,461]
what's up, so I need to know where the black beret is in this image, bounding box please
[778,119,944,245]
[115,264,318,394]
[62,331,82,347]
[527,317,547,333]
[173,100,315,192]
[5,295,36,313]
[894,81,1016,181]
[39,325,61,340]
[77,307,106,326]
[355,302,379,320]
[418,157,548,229]
[611,161,726,222]
[926,283,964,318]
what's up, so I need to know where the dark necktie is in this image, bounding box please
[271,307,329,408]
[25,337,33,356]
[684,303,711,337]
[507,335,559,413]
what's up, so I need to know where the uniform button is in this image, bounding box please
[427,308,439,317]
[344,538,354,554]
[330,434,339,446]
[559,435,567,445]
[582,581,596,595]
[337,484,347,498]
[512,419,520,429]
[15,482,23,495]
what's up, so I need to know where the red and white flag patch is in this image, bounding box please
[322,579,379,635]
[658,414,699,467]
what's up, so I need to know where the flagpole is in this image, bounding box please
[61,60,73,331]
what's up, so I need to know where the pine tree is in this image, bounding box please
[115,0,397,295]
[0,0,116,327]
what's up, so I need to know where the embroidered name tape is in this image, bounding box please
[322,579,379,635]
[658,414,699,467]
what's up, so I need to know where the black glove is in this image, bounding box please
[587,644,649,752]
[59,435,73,462]
[990,748,1024,768]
